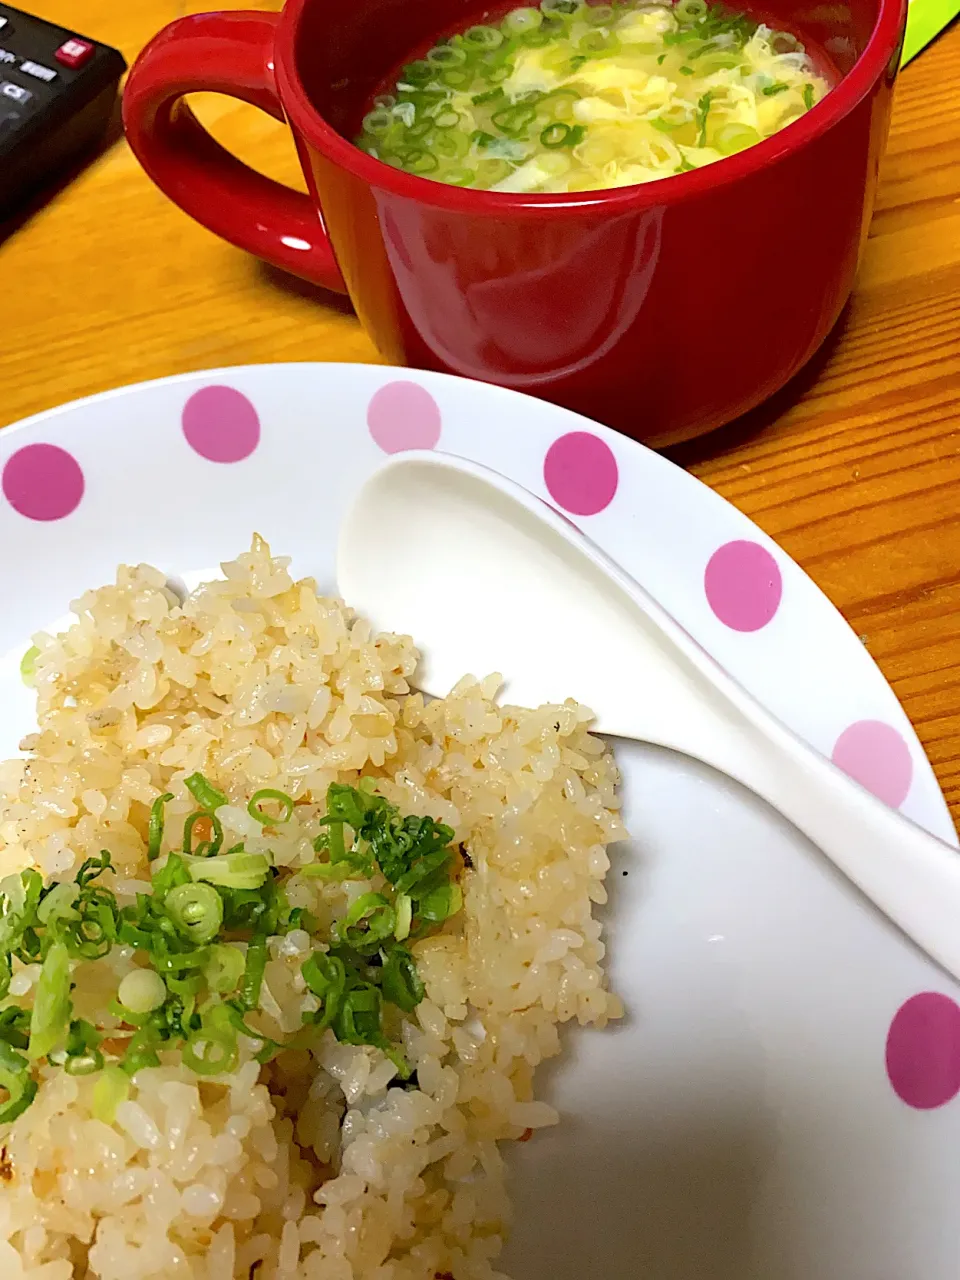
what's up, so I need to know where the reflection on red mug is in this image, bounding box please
[122,0,905,446]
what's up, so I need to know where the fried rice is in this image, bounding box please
[0,537,624,1280]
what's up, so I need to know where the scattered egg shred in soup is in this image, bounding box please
[356,0,830,192]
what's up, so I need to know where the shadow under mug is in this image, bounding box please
[121,0,906,447]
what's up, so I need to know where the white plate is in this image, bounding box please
[1,363,958,1280]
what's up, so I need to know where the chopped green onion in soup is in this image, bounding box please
[355,0,829,192]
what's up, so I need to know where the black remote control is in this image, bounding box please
[0,5,126,218]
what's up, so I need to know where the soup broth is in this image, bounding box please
[355,0,830,192]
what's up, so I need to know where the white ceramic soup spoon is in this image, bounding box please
[338,450,960,980]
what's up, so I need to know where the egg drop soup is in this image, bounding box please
[355,0,831,192]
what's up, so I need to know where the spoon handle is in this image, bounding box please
[706,694,960,977]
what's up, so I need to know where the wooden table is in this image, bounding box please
[3,1,960,817]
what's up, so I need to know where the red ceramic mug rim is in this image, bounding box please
[274,0,903,217]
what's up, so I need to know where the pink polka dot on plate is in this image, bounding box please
[543,432,618,517]
[367,382,442,454]
[886,992,960,1109]
[704,540,782,632]
[831,719,913,808]
[2,443,84,521]
[182,386,260,463]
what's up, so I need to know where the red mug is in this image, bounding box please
[122,0,905,447]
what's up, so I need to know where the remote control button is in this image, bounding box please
[55,38,95,69]
[0,108,19,136]
[0,81,30,105]
[20,61,57,83]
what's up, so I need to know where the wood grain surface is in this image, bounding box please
[2,1,959,818]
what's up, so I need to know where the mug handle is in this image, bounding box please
[122,10,347,293]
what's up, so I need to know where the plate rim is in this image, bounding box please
[1,359,951,846]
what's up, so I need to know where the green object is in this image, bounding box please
[341,892,396,953]
[182,809,224,857]
[0,1041,37,1123]
[19,646,39,687]
[464,25,505,49]
[419,881,463,926]
[902,0,960,62]
[204,945,245,994]
[148,793,173,861]
[185,851,271,890]
[29,942,72,1060]
[0,1007,29,1051]
[298,859,351,881]
[382,947,425,1012]
[695,49,745,71]
[302,950,347,1030]
[362,108,393,136]
[184,772,229,812]
[394,893,413,941]
[577,28,619,53]
[540,122,584,147]
[182,1014,238,1076]
[120,1028,162,1075]
[37,881,79,926]
[92,1066,129,1124]
[166,883,224,944]
[117,969,166,1014]
[0,780,463,1118]
[427,45,467,67]
[714,122,762,154]
[240,937,268,1011]
[503,7,543,33]
[492,102,539,135]
[63,1019,104,1075]
[334,983,384,1046]
[696,91,713,145]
